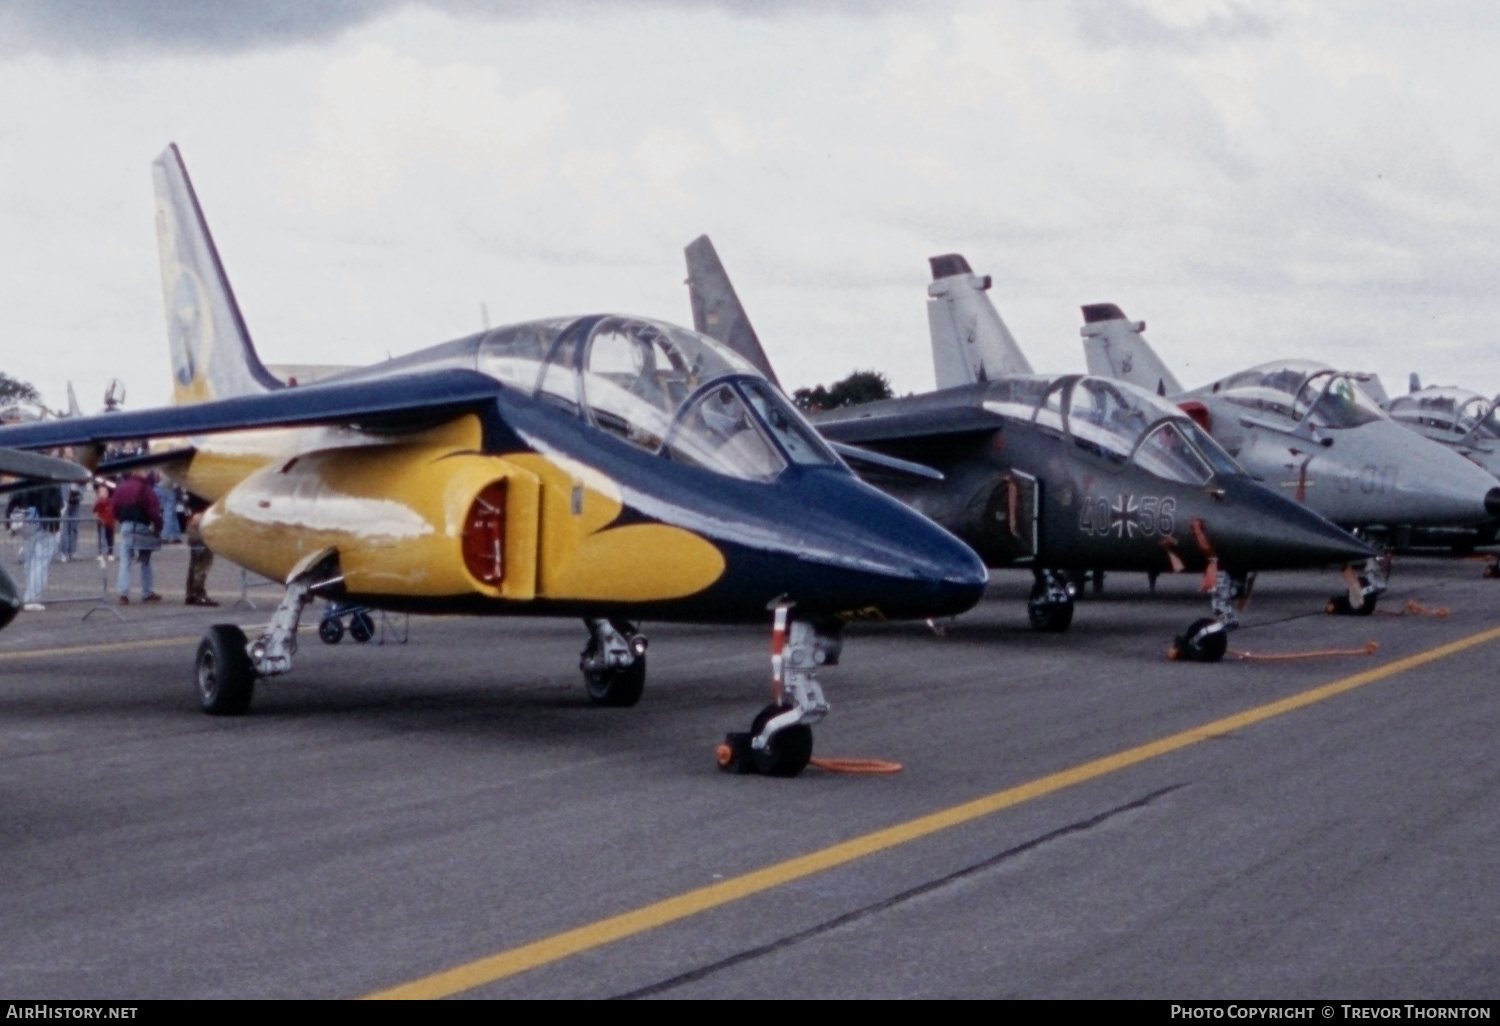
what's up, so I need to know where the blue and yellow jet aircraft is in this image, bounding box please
[0,145,988,777]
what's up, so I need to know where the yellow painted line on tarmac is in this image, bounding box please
[366,622,1500,1000]
[0,636,202,661]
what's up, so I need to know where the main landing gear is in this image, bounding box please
[1326,554,1389,616]
[718,606,841,778]
[193,551,341,716]
[1169,567,1251,663]
[580,618,647,706]
[1027,569,1075,633]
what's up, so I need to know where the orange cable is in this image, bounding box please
[1225,640,1379,662]
[808,756,903,774]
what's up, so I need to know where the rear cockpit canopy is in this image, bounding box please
[477,315,836,482]
[982,375,1242,484]
[1388,387,1500,441]
[1212,361,1386,429]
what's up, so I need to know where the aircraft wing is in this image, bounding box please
[0,369,505,450]
[0,448,92,484]
[813,402,1005,447]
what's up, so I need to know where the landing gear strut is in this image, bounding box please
[580,618,647,706]
[1027,569,1075,633]
[718,606,840,777]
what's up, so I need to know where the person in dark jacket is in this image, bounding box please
[110,470,162,603]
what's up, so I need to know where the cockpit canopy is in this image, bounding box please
[1388,387,1500,441]
[982,375,1242,485]
[1212,361,1387,429]
[476,315,836,482]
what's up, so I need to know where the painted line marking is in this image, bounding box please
[0,636,203,661]
[365,622,1500,1000]
[0,622,306,663]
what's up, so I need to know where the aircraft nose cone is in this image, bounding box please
[1485,487,1500,519]
[1349,421,1500,527]
[1215,477,1375,570]
[789,470,988,620]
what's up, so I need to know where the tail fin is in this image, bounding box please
[152,144,281,404]
[683,235,781,387]
[1079,303,1183,397]
[926,254,1032,388]
[65,382,79,418]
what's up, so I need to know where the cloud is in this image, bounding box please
[0,0,919,57]
[1071,0,1273,52]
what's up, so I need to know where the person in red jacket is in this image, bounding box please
[110,470,163,603]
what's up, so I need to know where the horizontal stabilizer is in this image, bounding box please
[828,441,944,481]
[1079,303,1183,397]
[0,370,503,451]
[684,235,781,387]
[926,253,1033,387]
[96,447,197,476]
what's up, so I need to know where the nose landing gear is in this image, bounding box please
[1170,566,1250,663]
[718,606,841,778]
[1326,555,1389,616]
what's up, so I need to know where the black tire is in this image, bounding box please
[749,703,814,778]
[1173,617,1228,663]
[348,611,374,643]
[1027,582,1074,633]
[318,616,344,645]
[583,653,646,707]
[196,624,256,716]
[1326,592,1377,616]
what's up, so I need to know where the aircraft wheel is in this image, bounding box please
[1027,584,1074,633]
[1170,617,1228,663]
[583,654,646,707]
[318,616,344,645]
[749,703,813,777]
[1325,593,1377,616]
[196,624,256,716]
[348,611,375,643]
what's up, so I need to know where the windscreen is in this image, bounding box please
[580,317,759,452]
[667,384,787,482]
[1458,396,1500,440]
[1293,372,1386,428]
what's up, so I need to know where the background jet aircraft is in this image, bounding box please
[0,145,988,778]
[1080,304,1500,611]
[1384,377,1500,481]
[685,241,1372,661]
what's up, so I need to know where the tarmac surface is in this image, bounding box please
[3,545,1500,998]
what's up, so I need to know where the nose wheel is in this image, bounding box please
[1326,558,1387,616]
[718,607,839,778]
[718,703,814,777]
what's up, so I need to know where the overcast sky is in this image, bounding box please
[2,0,1499,410]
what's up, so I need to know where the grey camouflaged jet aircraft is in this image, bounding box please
[684,241,1372,661]
[1079,305,1500,613]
